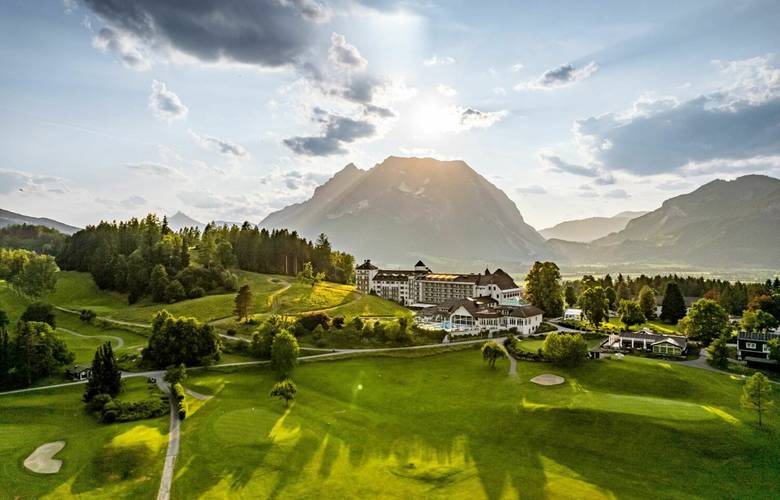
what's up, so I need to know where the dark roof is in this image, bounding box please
[67,365,91,373]
[374,271,416,282]
[356,260,378,270]
[415,260,426,267]
[419,299,543,319]
[476,268,519,290]
[503,304,544,318]
[738,331,780,341]
[618,328,688,351]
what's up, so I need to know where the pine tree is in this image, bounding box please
[660,282,686,324]
[84,341,122,402]
[234,285,253,322]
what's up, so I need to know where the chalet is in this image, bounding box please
[355,259,523,306]
[737,330,779,362]
[604,328,688,356]
[66,365,92,381]
[416,297,543,335]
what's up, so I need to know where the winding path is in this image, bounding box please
[58,327,125,350]
[155,378,179,500]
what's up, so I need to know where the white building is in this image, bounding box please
[563,308,582,321]
[355,259,523,307]
[416,297,544,335]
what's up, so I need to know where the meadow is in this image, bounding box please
[169,349,780,499]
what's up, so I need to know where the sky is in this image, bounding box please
[1,0,779,230]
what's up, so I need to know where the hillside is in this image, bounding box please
[0,208,79,234]
[167,211,206,231]
[540,211,648,242]
[260,156,554,270]
[550,175,780,268]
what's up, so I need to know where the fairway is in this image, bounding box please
[172,351,780,499]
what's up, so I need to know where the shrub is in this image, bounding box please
[297,313,331,332]
[80,309,97,323]
[101,398,168,423]
[187,286,206,299]
[20,302,56,328]
[542,333,588,366]
[164,280,187,303]
[172,382,185,401]
[87,393,113,413]
[332,316,345,329]
[177,400,187,420]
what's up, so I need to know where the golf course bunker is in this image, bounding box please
[24,441,65,474]
[531,374,565,386]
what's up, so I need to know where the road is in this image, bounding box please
[155,378,178,500]
[58,327,125,350]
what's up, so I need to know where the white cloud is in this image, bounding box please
[515,61,598,91]
[92,27,150,71]
[148,80,188,123]
[424,54,455,66]
[0,169,67,195]
[328,33,367,70]
[516,185,547,195]
[126,161,186,179]
[436,84,458,97]
[188,130,248,157]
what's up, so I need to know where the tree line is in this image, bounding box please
[53,215,354,305]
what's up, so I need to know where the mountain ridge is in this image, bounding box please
[0,208,80,235]
[540,211,648,242]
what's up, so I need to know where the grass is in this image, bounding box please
[517,335,605,353]
[0,378,168,498]
[607,317,682,334]
[172,350,780,499]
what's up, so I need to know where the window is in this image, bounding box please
[763,344,770,353]
[746,342,757,349]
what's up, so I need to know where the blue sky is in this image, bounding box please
[1,0,779,229]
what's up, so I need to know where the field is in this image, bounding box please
[170,350,780,499]
[607,317,682,334]
[0,378,168,498]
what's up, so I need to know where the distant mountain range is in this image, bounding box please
[540,211,648,243]
[260,156,553,270]
[549,174,780,268]
[0,208,80,235]
[166,211,242,232]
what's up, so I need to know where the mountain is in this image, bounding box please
[167,211,206,231]
[540,211,648,242]
[0,208,80,235]
[260,156,554,270]
[549,175,780,268]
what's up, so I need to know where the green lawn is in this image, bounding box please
[0,378,168,498]
[171,351,780,499]
[517,335,605,353]
[607,317,682,334]
[54,313,149,366]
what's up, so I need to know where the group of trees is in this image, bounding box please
[142,311,222,368]
[524,262,564,318]
[0,248,59,297]
[0,224,68,255]
[542,333,589,366]
[0,316,75,388]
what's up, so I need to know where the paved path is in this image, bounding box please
[58,327,125,350]
[507,353,517,376]
[155,378,178,500]
[56,307,151,330]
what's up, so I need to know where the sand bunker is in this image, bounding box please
[24,441,65,474]
[531,374,565,386]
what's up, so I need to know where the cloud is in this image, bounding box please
[656,179,694,190]
[328,33,367,69]
[96,195,147,209]
[91,27,150,70]
[603,188,630,199]
[516,185,547,195]
[492,87,507,96]
[511,63,524,72]
[594,173,616,185]
[577,185,599,198]
[458,107,507,130]
[188,130,247,157]
[0,169,67,195]
[63,0,77,14]
[539,154,599,177]
[515,61,598,91]
[424,55,455,66]
[148,80,187,123]
[126,161,185,179]
[82,0,325,69]
[574,55,780,175]
[283,109,377,156]
[436,84,458,97]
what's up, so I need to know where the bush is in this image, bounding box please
[542,333,589,366]
[537,322,557,333]
[172,382,185,402]
[20,302,56,328]
[187,286,205,299]
[87,393,113,413]
[101,398,168,423]
[332,316,345,329]
[80,309,97,323]
[297,313,331,332]
[164,280,187,303]
[177,400,187,420]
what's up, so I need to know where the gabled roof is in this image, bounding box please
[619,328,688,351]
[415,260,426,267]
[476,268,519,290]
[356,260,378,270]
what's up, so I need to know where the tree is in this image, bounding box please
[564,285,578,308]
[719,284,747,316]
[481,341,507,369]
[605,287,617,310]
[660,282,686,324]
[617,300,645,330]
[680,299,729,345]
[149,264,170,302]
[251,316,286,359]
[616,281,631,301]
[271,330,299,378]
[270,379,297,407]
[579,286,609,328]
[638,285,656,320]
[83,341,122,402]
[20,302,56,328]
[297,261,315,284]
[707,335,730,369]
[164,363,187,385]
[13,321,74,386]
[742,309,779,333]
[142,311,222,368]
[524,261,563,318]
[542,333,588,366]
[164,280,186,303]
[13,253,59,297]
[234,284,253,321]
[768,338,780,363]
[741,373,774,428]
